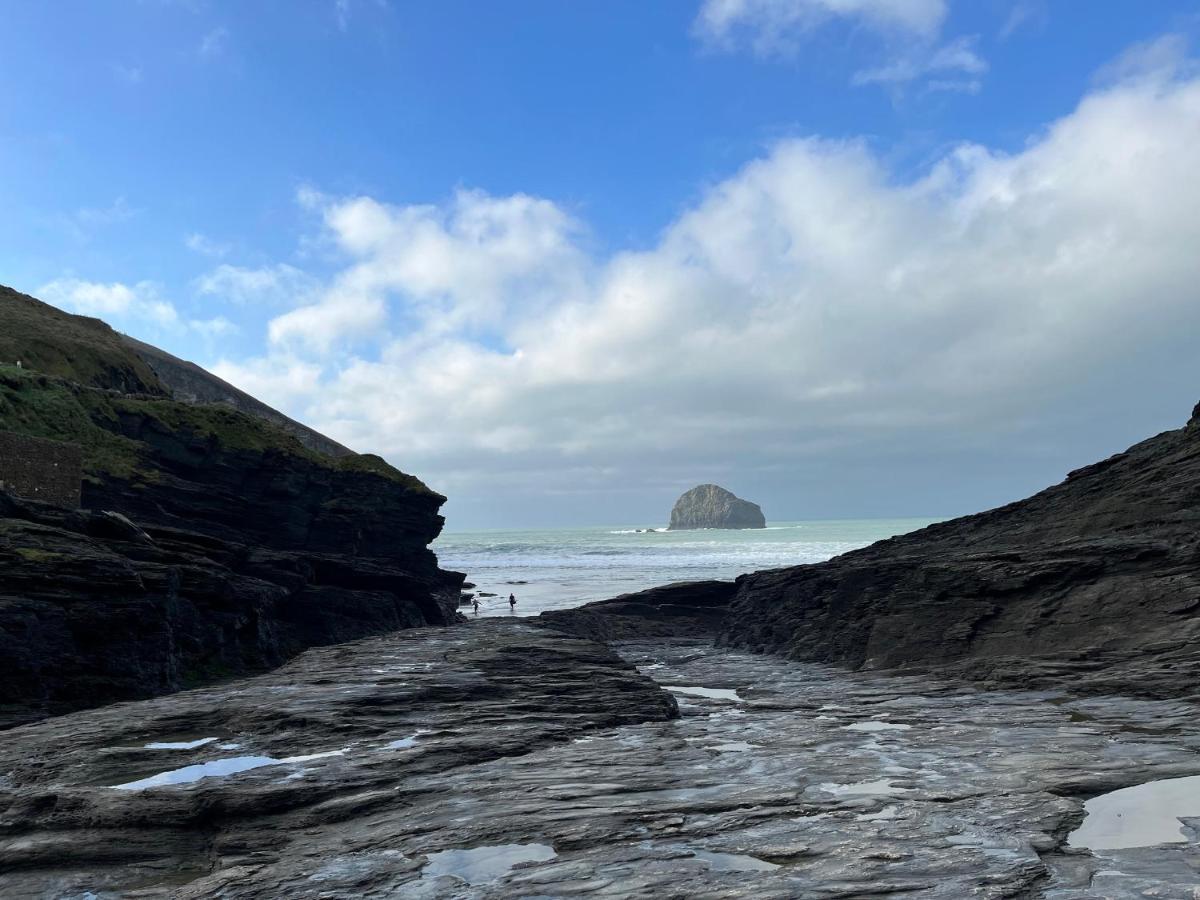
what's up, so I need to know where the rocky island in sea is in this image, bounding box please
[2,286,1200,898]
[668,483,766,530]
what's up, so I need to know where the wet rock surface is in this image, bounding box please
[4,626,1200,898]
[538,579,736,641]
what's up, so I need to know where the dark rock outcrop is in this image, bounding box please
[719,403,1200,699]
[0,483,461,729]
[667,483,766,530]
[0,286,461,727]
[538,580,736,641]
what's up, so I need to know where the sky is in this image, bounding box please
[3,1,1199,529]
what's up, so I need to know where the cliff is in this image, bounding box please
[668,483,766,530]
[719,402,1200,698]
[0,285,461,728]
[120,334,354,458]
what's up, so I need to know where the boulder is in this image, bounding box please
[668,484,766,530]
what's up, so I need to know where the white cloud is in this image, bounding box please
[217,47,1200,517]
[194,263,315,306]
[265,188,588,352]
[1094,34,1196,87]
[212,355,322,406]
[184,232,232,258]
[852,34,987,91]
[36,277,234,340]
[61,197,139,241]
[695,0,947,51]
[693,0,984,93]
[38,278,179,328]
[999,1,1045,40]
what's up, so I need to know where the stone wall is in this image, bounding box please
[0,431,82,507]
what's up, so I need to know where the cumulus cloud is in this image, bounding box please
[264,188,588,352]
[218,46,1200,520]
[37,277,233,340]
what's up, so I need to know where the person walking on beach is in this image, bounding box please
[473,598,480,615]
[508,593,516,611]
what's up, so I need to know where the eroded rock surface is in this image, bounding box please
[538,579,736,641]
[720,403,1200,699]
[0,286,462,727]
[0,622,677,898]
[668,484,766,530]
[3,627,1199,899]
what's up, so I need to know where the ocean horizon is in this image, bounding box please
[435,517,941,617]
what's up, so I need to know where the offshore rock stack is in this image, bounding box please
[667,483,766,530]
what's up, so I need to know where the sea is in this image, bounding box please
[433,518,939,618]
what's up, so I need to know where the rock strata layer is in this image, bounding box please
[539,579,736,641]
[668,483,766,530]
[0,286,461,726]
[719,402,1200,699]
[0,622,678,898]
[3,628,1199,898]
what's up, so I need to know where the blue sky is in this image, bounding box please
[3,1,1200,528]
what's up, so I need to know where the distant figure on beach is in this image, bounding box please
[473,598,480,615]
[509,593,516,611]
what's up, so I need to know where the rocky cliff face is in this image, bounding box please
[120,334,354,458]
[0,286,461,728]
[668,483,766,530]
[539,580,737,641]
[719,403,1200,698]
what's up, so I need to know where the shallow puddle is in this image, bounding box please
[143,737,219,750]
[421,843,557,884]
[1067,774,1200,850]
[664,685,741,701]
[384,731,427,750]
[844,721,911,733]
[816,778,905,797]
[689,849,779,871]
[112,750,345,790]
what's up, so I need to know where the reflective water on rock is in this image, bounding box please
[142,737,219,750]
[687,848,780,871]
[1067,774,1200,850]
[112,749,346,789]
[421,843,557,884]
[113,755,282,789]
[663,685,741,701]
[7,624,1200,898]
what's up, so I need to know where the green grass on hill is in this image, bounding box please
[0,367,147,482]
[0,366,435,495]
[0,284,165,394]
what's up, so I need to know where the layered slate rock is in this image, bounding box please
[538,579,737,641]
[0,286,462,727]
[720,400,1200,699]
[668,483,766,530]
[0,622,679,898]
[5,627,1200,897]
